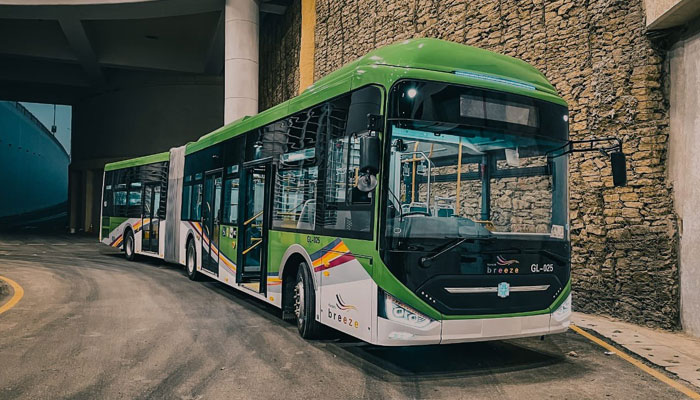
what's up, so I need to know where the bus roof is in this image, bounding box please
[98,38,565,165]
[186,38,565,155]
[104,151,170,172]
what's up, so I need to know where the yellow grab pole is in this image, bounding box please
[411,142,419,202]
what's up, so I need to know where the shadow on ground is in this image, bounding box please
[104,248,581,385]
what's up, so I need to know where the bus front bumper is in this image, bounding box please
[375,294,571,346]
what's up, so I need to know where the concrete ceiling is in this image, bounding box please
[646,0,700,30]
[0,0,290,105]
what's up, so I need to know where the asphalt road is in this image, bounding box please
[0,234,689,399]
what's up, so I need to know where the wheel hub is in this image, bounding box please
[187,248,194,274]
[294,279,304,319]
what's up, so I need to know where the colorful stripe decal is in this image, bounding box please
[186,221,281,286]
[108,218,151,248]
[310,238,355,272]
[110,234,123,248]
[188,221,237,274]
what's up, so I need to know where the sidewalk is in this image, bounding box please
[573,312,700,388]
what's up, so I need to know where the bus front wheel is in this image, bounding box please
[294,263,324,339]
[124,230,135,261]
[186,238,199,281]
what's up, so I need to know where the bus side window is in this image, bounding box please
[191,183,203,221]
[272,108,319,231]
[319,86,381,236]
[102,171,113,217]
[127,181,142,217]
[223,178,239,224]
[181,182,192,220]
[114,183,127,216]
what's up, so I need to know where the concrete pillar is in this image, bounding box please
[83,169,94,233]
[299,0,316,94]
[224,0,259,125]
[69,168,81,233]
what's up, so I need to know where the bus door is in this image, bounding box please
[201,169,223,275]
[141,183,161,253]
[237,158,272,294]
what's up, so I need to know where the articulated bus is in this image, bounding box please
[100,38,626,346]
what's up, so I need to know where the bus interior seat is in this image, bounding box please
[296,199,316,230]
[402,202,429,214]
[436,207,455,217]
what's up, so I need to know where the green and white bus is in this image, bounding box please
[100,38,626,346]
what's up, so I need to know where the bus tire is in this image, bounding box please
[295,262,324,339]
[124,230,136,261]
[186,238,200,281]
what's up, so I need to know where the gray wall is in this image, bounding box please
[668,20,700,335]
[70,79,223,232]
[72,81,223,167]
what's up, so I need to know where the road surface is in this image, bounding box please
[0,234,689,399]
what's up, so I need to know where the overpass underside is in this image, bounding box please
[0,0,295,233]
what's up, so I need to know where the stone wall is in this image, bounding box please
[314,0,678,329]
[415,158,553,233]
[259,0,680,328]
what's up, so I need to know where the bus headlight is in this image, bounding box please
[552,293,571,322]
[379,290,433,329]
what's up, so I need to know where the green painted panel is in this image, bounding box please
[219,224,238,266]
[109,216,128,232]
[104,152,170,171]
[267,230,375,276]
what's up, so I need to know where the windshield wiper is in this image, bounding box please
[420,238,467,268]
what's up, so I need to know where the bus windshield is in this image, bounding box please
[384,81,569,246]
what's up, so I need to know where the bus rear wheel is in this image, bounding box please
[124,230,135,261]
[294,262,324,339]
[186,238,199,281]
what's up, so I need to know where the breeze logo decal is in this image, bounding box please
[486,255,520,274]
[335,294,356,311]
[327,302,360,329]
[496,256,519,266]
[486,267,519,274]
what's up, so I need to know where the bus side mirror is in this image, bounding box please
[358,135,380,192]
[610,151,627,187]
[360,135,380,175]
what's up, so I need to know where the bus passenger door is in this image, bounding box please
[237,159,272,294]
[141,183,160,253]
[201,170,223,275]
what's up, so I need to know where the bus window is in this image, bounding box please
[191,183,203,221]
[223,178,239,224]
[128,182,142,206]
[320,87,380,236]
[127,181,142,217]
[113,183,127,217]
[102,171,113,217]
[272,107,319,231]
[273,160,318,230]
[181,184,192,220]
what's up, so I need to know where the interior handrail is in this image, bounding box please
[242,239,263,255]
[244,210,264,226]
